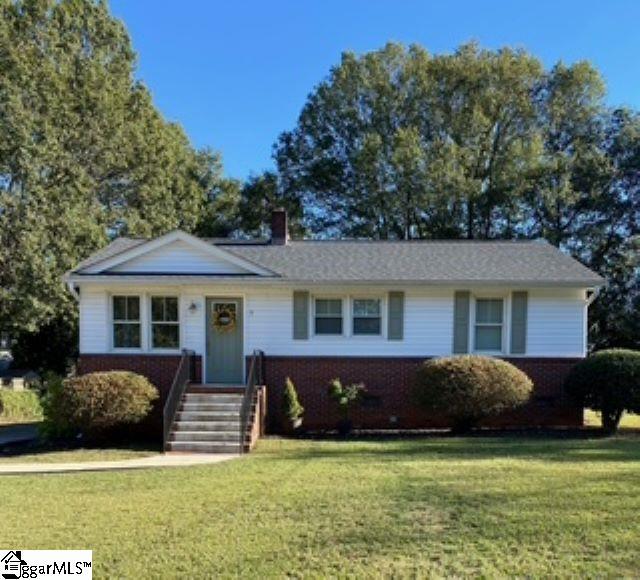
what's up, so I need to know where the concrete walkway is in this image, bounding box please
[0,453,238,475]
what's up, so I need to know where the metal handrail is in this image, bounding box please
[240,349,264,453]
[163,349,195,449]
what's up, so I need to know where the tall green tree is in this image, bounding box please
[0,0,223,370]
[274,42,640,348]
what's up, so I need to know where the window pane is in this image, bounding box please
[315,317,342,335]
[127,296,140,321]
[316,299,341,316]
[353,299,380,317]
[152,324,179,348]
[353,317,381,335]
[151,297,164,321]
[476,299,503,324]
[475,325,502,351]
[113,323,140,348]
[165,297,178,322]
[113,296,126,320]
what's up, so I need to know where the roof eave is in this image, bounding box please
[64,273,604,288]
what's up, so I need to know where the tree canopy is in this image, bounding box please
[0,0,224,369]
[274,42,640,348]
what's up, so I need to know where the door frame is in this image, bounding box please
[204,295,245,384]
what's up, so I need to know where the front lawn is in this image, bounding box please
[1,437,639,577]
[0,446,157,463]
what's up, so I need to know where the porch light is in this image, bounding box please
[188,301,198,313]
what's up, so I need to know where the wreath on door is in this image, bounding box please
[213,304,237,333]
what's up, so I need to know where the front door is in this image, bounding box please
[206,297,243,384]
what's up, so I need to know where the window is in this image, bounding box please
[314,298,343,335]
[474,298,503,352]
[352,298,381,335]
[113,296,141,348]
[151,296,179,349]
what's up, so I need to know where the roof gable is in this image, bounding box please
[79,230,274,276]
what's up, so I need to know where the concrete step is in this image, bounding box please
[176,411,240,422]
[170,431,241,443]
[167,441,241,454]
[182,394,243,404]
[173,421,240,432]
[180,403,242,412]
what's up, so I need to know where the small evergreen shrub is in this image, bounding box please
[282,377,304,424]
[0,389,43,422]
[565,349,640,433]
[43,371,158,439]
[413,355,533,432]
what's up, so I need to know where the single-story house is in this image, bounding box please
[65,210,604,452]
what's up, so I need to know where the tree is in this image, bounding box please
[274,41,640,348]
[275,42,545,239]
[565,349,640,433]
[0,0,225,370]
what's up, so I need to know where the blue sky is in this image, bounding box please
[110,0,640,179]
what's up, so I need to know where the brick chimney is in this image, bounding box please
[270,208,289,245]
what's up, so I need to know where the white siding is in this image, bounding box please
[111,240,249,274]
[79,288,109,353]
[527,289,586,357]
[76,283,588,359]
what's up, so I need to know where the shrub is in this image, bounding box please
[0,389,43,423]
[282,377,304,424]
[328,378,366,435]
[565,349,640,433]
[413,355,533,432]
[42,371,158,439]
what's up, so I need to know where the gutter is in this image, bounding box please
[64,273,605,289]
[586,287,601,307]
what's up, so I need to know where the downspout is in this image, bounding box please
[65,275,80,301]
[586,287,600,307]
[584,287,601,356]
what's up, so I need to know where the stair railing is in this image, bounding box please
[240,349,264,453]
[163,349,196,450]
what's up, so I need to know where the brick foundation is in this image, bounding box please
[261,356,583,432]
[76,353,582,436]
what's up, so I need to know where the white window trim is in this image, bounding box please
[312,295,345,338]
[470,294,510,355]
[110,293,143,352]
[351,296,385,338]
[148,294,182,353]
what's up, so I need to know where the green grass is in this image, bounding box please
[584,410,640,429]
[1,436,640,577]
[0,389,43,423]
[0,447,157,463]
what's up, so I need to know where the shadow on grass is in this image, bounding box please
[264,431,640,464]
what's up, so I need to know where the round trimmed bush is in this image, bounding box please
[565,349,640,433]
[413,355,533,432]
[43,371,158,439]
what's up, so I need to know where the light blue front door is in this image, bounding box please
[206,298,243,384]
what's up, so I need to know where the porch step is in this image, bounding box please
[170,431,241,443]
[167,441,242,454]
[182,394,243,404]
[173,421,240,432]
[165,388,245,454]
[176,411,240,422]
[180,402,242,412]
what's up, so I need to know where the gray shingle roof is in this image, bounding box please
[224,240,603,285]
[74,236,604,286]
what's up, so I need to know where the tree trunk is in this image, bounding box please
[601,408,623,434]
